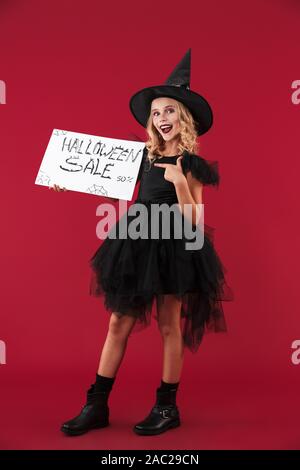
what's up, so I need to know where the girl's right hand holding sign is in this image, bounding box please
[49,184,67,192]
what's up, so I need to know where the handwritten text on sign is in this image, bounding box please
[35,129,145,200]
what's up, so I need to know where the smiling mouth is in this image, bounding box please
[160,125,173,134]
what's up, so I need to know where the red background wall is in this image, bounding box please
[1,0,300,450]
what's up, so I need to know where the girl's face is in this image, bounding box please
[151,97,181,143]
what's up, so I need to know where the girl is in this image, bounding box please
[53,49,233,436]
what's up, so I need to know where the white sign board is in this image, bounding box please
[35,129,145,201]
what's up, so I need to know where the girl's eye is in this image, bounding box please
[153,109,174,117]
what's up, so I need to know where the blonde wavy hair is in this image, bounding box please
[144,99,200,165]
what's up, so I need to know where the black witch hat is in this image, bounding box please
[129,48,213,136]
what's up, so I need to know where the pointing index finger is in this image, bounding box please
[154,163,168,167]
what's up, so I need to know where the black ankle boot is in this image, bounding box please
[61,384,110,436]
[133,388,180,436]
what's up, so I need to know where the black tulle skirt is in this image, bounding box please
[89,199,234,353]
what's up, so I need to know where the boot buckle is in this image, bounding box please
[161,409,170,419]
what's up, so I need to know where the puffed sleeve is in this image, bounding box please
[136,146,148,183]
[183,152,220,187]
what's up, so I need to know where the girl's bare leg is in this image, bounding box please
[157,295,184,383]
[97,312,137,377]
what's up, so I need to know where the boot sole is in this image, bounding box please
[133,419,180,436]
[61,421,109,436]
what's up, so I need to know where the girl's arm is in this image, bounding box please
[174,172,203,226]
[153,155,204,226]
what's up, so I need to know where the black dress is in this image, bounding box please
[89,147,234,353]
